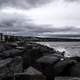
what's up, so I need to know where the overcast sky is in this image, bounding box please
[0,0,80,37]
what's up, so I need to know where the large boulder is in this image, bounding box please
[14,66,46,80]
[54,58,77,76]
[22,42,57,69]
[2,49,24,58]
[70,62,80,77]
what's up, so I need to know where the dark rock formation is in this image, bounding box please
[0,57,23,80]
[15,66,46,80]
[70,62,80,77]
[0,42,80,80]
[22,42,57,69]
[70,56,80,62]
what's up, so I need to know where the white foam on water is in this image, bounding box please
[54,47,71,57]
[37,42,80,57]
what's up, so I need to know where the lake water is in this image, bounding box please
[37,42,80,57]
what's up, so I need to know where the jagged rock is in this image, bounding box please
[0,42,18,52]
[0,58,12,79]
[0,42,80,80]
[14,66,46,80]
[24,42,56,55]
[70,63,80,77]
[33,54,64,80]
[70,56,80,62]
[24,66,43,75]
[55,77,80,80]
[1,56,23,80]
[2,49,24,58]
[22,42,57,69]
[54,58,77,76]
[36,55,60,64]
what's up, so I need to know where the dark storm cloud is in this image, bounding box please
[0,13,34,35]
[0,19,20,28]
[0,15,80,36]
[64,0,80,2]
[0,0,52,9]
[31,26,77,33]
[28,26,80,37]
[0,13,32,28]
[0,16,80,36]
[36,27,80,37]
[1,27,25,32]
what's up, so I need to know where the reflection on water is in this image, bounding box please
[37,42,80,57]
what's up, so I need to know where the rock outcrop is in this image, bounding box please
[0,42,80,80]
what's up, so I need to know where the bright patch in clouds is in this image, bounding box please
[1,7,28,16]
[26,0,80,28]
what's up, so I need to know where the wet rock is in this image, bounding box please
[70,56,80,62]
[14,66,46,80]
[54,58,77,76]
[0,57,23,79]
[2,49,24,58]
[22,42,58,70]
[33,54,63,80]
[70,63,80,77]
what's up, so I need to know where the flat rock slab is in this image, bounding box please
[55,77,80,80]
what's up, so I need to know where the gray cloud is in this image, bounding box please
[0,0,52,9]
[0,13,33,35]
[0,0,80,37]
[36,27,80,37]
[0,14,80,37]
[64,0,80,3]
[0,16,80,37]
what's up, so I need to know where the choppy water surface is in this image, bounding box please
[37,42,80,57]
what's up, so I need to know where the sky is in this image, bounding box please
[0,0,80,37]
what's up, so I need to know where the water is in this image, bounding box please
[37,42,80,57]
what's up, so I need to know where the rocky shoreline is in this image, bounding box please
[0,41,80,80]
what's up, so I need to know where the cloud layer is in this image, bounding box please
[0,0,80,37]
[0,0,52,9]
[0,13,80,37]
